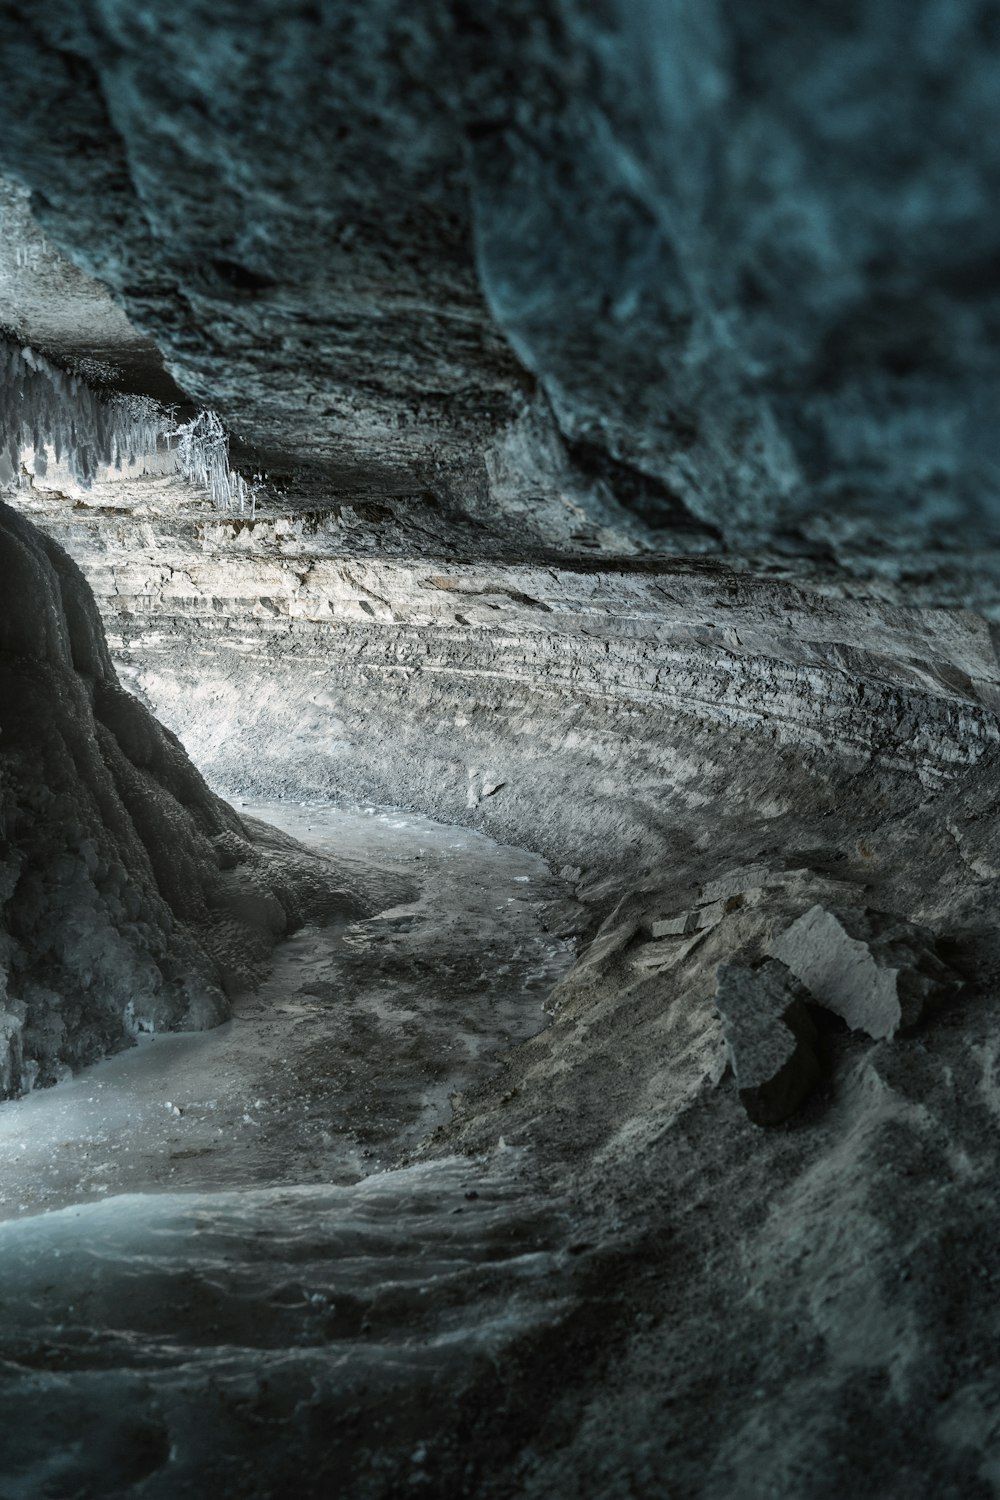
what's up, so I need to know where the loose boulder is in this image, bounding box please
[768,905,961,1041]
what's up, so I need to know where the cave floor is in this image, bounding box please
[0,800,577,1221]
[0,804,592,1498]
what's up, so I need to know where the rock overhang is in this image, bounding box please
[0,1,996,586]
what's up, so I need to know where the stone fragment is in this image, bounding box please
[700,865,773,903]
[647,866,818,942]
[647,898,730,940]
[714,960,822,1126]
[946,817,1000,880]
[634,932,709,972]
[647,912,695,939]
[768,905,960,1040]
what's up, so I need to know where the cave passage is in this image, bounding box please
[0,799,575,1218]
[4,5,1000,1498]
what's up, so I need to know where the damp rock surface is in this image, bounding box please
[0,1158,572,1500]
[0,799,577,1219]
[1,4,1000,1497]
[2,4,1000,582]
[0,500,335,1093]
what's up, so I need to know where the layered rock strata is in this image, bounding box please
[1,1,1000,1493]
[12,480,1000,884]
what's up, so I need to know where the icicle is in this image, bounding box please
[0,339,262,512]
[170,408,262,515]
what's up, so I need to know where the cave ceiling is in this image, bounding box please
[0,1,998,586]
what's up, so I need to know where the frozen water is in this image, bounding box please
[0,800,580,1494]
[0,1157,570,1497]
[0,799,578,1218]
[0,341,171,490]
[0,339,259,511]
[171,408,261,514]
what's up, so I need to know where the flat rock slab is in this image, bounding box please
[769,904,961,1040]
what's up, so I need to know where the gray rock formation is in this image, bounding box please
[770,904,962,1040]
[715,959,822,1125]
[0,1,999,581]
[0,3,999,1497]
[0,497,348,1093]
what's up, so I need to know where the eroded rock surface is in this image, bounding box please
[715,959,822,1126]
[1,3,1000,1498]
[0,499,344,1093]
[770,904,962,1041]
[1,3,1000,580]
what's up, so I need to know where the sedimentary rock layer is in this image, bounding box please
[14,482,1000,876]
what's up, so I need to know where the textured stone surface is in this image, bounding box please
[0,498,344,1092]
[1,3,1000,579]
[2,4,1000,1497]
[11,479,1000,880]
[770,904,962,1039]
[0,178,182,405]
[714,959,822,1125]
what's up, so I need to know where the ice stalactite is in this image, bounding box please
[0,340,170,488]
[171,408,260,516]
[0,339,258,512]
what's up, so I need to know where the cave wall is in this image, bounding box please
[2,5,1000,1495]
[14,482,997,869]
[1,2,1000,574]
[2,0,999,1092]
[0,498,342,1094]
[0,0,523,498]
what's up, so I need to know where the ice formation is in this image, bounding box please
[0,340,256,512]
[0,340,169,488]
[171,408,260,516]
